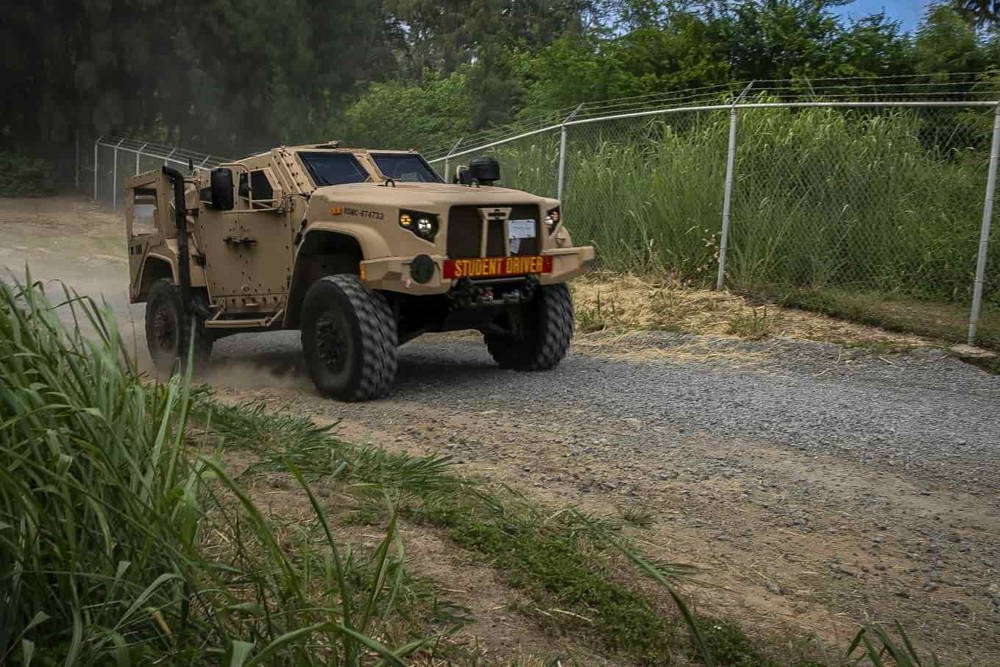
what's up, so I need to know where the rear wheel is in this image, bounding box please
[144,278,213,375]
[485,283,573,371]
[301,275,398,401]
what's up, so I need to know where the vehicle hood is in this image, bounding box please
[312,182,551,209]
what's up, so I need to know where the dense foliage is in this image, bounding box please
[2,1,998,161]
[0,154,55,197]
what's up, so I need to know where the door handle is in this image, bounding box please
[223,235,257,247]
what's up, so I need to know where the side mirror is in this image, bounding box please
[468,156,500,185]
[210,168,235,210]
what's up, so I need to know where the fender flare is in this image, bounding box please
[134,249,208,302]
[134,253,177,302]
[297,222,392,260]
[284,224,391,328]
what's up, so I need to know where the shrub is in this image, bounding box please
[0,152,56,196]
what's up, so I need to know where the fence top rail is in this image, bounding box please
[96,136,229,169]
[428,99,1000,162]
[427,122,564,163]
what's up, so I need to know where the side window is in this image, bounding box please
[251,170,274,201]
[238,169,276,209]
[132,188,158,236]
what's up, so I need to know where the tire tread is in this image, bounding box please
[145,278,213,374]
[303,275,397,401]
[485,283,573,371]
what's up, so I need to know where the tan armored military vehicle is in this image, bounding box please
[124,143,594,400]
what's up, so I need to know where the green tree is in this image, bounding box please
[915,3,988,74]
[340,71,473,150]
[954,0,1000,26]
[724,0,862,80]
[517,35,634,113]
[608,13,732,92]
[517,0,913,120]
[834,13,914,77]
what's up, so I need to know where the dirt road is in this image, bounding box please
[3,196,998,663]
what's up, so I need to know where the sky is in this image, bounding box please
[833,0,933,33]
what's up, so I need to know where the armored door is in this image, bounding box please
[196,167,294,313]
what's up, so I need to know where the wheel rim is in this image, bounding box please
[315,311,349,373]
[151,304,178,355]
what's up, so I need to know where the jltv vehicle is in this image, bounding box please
[124,143,594,400]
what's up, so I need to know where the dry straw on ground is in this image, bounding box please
[571,272,929,349]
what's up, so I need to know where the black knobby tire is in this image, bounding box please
[300,275,398,401]
[485,283,574,371]
[144,278,213,374]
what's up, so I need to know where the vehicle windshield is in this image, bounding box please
[299,152,371,186]
[373,153,442,183]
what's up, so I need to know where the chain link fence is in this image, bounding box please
[86,137,228,209]
[429,82,1000,348]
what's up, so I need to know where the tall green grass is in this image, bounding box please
[0,279,427,664]
[494,102,998,310]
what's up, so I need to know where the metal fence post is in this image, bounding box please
[443,137,463,183]
[136,143,147,175]
[557,104,584,201]
[112,140,121,209]
[75,130,80,189]
[557,125,567,200]
[968,102,1000,345]
[93,138,100,201]
[716,107,738,290]
[716,82,754,290]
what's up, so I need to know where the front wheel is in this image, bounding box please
[301,275,398,401]
[485,283,574,371]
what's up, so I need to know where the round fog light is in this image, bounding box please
[410,254,436,284]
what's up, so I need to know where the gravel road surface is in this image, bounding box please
[215,330,999,487]
[212,330,1000,662]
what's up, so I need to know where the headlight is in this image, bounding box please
[544,206,560,234]
[400,210,438,240]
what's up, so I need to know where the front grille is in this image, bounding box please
[446,206,481,258]
[446,205,541,258]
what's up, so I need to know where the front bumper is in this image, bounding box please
[360,245,595,295]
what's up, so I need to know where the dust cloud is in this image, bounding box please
[0,195,313,389]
